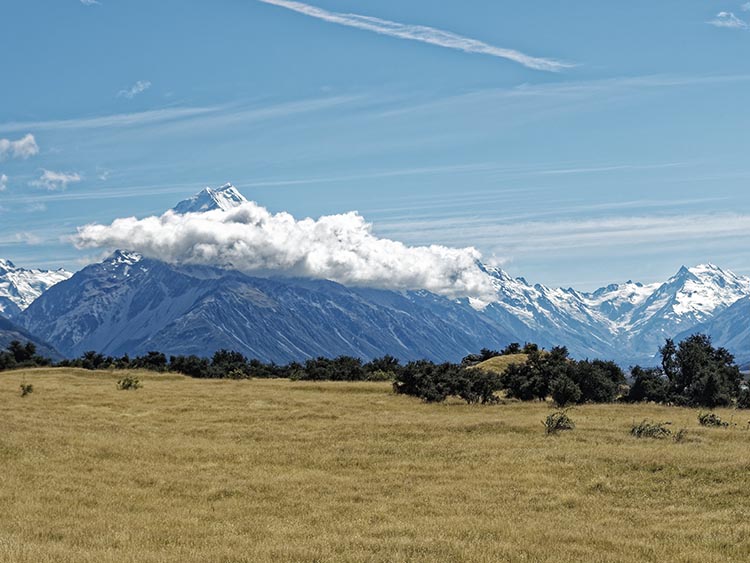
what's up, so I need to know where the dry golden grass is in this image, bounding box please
[473,353,528,374]
[2,368,750,562]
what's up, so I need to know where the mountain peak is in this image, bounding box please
[172,183,248,214]
[106,250,143,265]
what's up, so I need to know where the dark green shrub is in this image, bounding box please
[625,366,670,403]
[366,369,395,382]
[698,412,729,428]
[738,388,750,409]
[543,410,575,434]
[19,383,33,397]
[227,368,251,380]
[631,420,672,439]
[117,376,142,391]
[551,375,582,407]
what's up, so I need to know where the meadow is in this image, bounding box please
[2,368,750,562]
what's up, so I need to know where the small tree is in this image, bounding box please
[551,375,582,407]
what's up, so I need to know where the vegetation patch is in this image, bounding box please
[698,412,729,428]
[116,376,142,391]
[631,420,672,439]
[19,383,33,397]
[543,410,575,435]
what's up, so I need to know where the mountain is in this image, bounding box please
[15,183,750,365]
[172,183,247,214]
[0,314,61,360]
[484,263,750,365]
[683,295,750,368]
[0,259,72,317]
[19,251,513,361]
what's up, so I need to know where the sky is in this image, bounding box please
[1,0,750,291]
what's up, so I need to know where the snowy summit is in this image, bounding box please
[171,183,247,214]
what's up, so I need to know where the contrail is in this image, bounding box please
[258,0,572,72]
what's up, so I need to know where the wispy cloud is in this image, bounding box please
[0,106,220,134]
[117,80,152,99]
[708,12,749,29]
[0,134,39,160]
[0,174,7,191]
[30,170,82,191]
[257,0,572,72]
[80,0,100,5]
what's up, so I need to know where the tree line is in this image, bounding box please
[1,333,747,409]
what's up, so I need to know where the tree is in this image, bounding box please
[659,334,741,407]
[551,375,582,407]
[625,366,670,403]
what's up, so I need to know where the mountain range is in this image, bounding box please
[3,184,749,366]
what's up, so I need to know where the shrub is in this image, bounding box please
[19,383,33,397]
[625,366,670,403]
[227,368,251,380]
[698,412,729,428]
[737,388,750,409]
[366,369,395,382]
[453,369,502,405]
[543,410,575,434]
[631,420,672,439]
[117,376,142,391]
[551,375,582,407]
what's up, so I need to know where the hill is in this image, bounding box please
[2,368,749,562]
[473,353,528,374]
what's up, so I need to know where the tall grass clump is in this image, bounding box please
[543,410,575,435]
[631,420,672,439]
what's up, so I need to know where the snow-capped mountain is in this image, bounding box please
[483,263,750,364]
[19,251,512,361]
[11,183,750,365]
[0,259,72,317]
[172,183,247,214]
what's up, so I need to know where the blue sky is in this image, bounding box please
[1,0,750,290]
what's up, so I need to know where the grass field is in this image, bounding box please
[2,368,750,562]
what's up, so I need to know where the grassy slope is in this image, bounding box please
[2,368,750,563]
[473,353,528,374]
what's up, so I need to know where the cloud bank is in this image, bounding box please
[0,134,39,160]
[258,0,571,72]
[73,201,498,302]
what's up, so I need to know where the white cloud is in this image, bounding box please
[708,12,749,29]
[80,0,100,5]
[30,170,82,191]
[743,3,750,12]
[117,80,152,99]
[258,0,572,72]
[0,174,7,191]
[72,200,498,302]
[0,134,39,160]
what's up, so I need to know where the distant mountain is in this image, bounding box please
[172,183,247,214]
[0,314,61,360]
[683,295,750,368]
[19,251,513,362]
[483,263,750,365]
[0,259,72,317]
